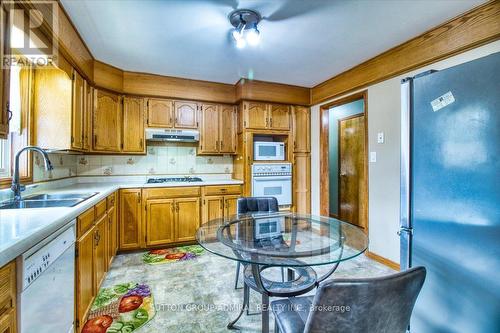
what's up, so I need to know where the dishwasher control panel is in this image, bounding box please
[21,222,75,290]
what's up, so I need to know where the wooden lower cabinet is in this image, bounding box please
[0,261,16,333]
[145,198,175,246]
[93,214,107,291]
[176,198,201,242]
[76,227,94,330]
[119,189,143,249]
[293,153,311,214]
[225,195,239,217]
[202,186,242,224]
[107,205,118,267]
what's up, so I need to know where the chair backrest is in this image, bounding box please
[236,197,279,214]
[304,266,426,333]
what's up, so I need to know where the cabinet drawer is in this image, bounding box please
[95,199,107,218]
[204,185,241,196]
[0,262,15,313]
[77,207,95,238]
[144,187,200,199]
[107,192,116,210]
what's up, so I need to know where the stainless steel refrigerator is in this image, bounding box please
[400,52,500,333]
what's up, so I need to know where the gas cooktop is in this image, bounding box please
[146,177,203,184]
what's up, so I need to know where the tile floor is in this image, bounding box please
[102,249,395,332]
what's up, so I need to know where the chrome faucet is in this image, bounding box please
[11,146,53,201]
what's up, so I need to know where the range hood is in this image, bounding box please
[146,128,199,143]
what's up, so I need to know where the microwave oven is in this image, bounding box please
[254,141,285,161]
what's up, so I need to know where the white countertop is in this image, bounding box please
[0,177,243,267]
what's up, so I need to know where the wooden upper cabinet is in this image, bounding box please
[147,98,174,128]
[269,104,290,130]
[83,82,93,151]
[145,198,175,246]
[119,189,143,250]
[174,100,198,129]
[243,101,268,129]
[200,103,219,154]
[71,70,85,150]
[219,104,236,154]
[93,89,121,152]
[0,4,10,139]
[122,97,145,153]
[292,106,310,153]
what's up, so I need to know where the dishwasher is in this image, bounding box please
[17,220,76,333]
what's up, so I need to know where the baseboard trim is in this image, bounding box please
[365,251,400,271]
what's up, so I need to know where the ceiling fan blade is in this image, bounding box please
[264,0,331,22]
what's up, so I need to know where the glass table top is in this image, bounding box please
[196,212,368,267]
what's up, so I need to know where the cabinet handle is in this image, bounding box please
[137,194,141,204]
[270,118,273,127]
[94,135,97,147]
[220,140,223,150]
[176,202,180,212]
[140,139,143,148]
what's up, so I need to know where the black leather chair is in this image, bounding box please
[271,266,426,333]
[234,197,280,289]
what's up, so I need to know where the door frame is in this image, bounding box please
[319,90,368,231]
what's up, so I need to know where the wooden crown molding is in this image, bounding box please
[235,78,310,106]
[311,1,500,105]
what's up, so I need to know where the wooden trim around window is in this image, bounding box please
[319,91,368,233]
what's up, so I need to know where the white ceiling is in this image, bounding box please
[60,0,486,87]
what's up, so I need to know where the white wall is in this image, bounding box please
[311,40,500,263]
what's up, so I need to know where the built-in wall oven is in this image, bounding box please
[252,163,292,206]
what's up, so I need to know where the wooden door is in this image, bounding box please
[147,98,173,127]
[0,4,10,139]
[339,115,366,228]
[93,214,107,290]
[76,227,94,329]
[145,198,175,246]
[123,97,145,153]
[293,153,311,214]
[71,70,85,150]
[269,104,290,130]
[119,189,143,249]
[93,89,121,152]
[176,198,200,242]
[199,104,219,153]
[219,104,236,154]
[174,101,198,128]
[203,196,224,224]
[83,82,93,151]
[293,106,310,152]
[224,195,239,218]
[244,102,268,129]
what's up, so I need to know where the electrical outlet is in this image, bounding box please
[370,152,377,163]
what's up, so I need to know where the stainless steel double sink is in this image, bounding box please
[0,192,98,209]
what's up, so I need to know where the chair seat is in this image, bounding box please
[243,260,317,297]
[271,296,314,333]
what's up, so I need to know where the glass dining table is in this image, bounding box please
[196,212,368,333]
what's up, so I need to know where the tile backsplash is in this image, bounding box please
[32,144,233,182]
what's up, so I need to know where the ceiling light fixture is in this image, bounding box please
[229,9,261,48]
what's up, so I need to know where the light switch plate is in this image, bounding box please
[377,132,385,144]
[370,152,377,163]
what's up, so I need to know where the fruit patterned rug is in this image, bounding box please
[82,283,155,333]
[142,245,205,265]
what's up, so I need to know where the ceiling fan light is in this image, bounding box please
[236,37,246,49]
[246,25,260,46]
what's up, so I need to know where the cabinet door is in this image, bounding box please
[119,189,143,250]
[83,82,93,151]
[123,96,145,153]
[94,214,107,291]
[176,198,200,242]
[174,101,198,129]
[147,98,173,128]
[199,103,219,154]
[93,89,121,152]
[224,195,239,218]
[293,153,311,214]
[244,101,268,129]
[219,104,236,154]
[145,198,175,246]
[203,196,224,224]
[292,106,310,153]
[270,104,290,130]
[76,227,94,328]
[0,4,10,139]
[71,70,85,150]
[0,308,16,333]
[107,205,117,266]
